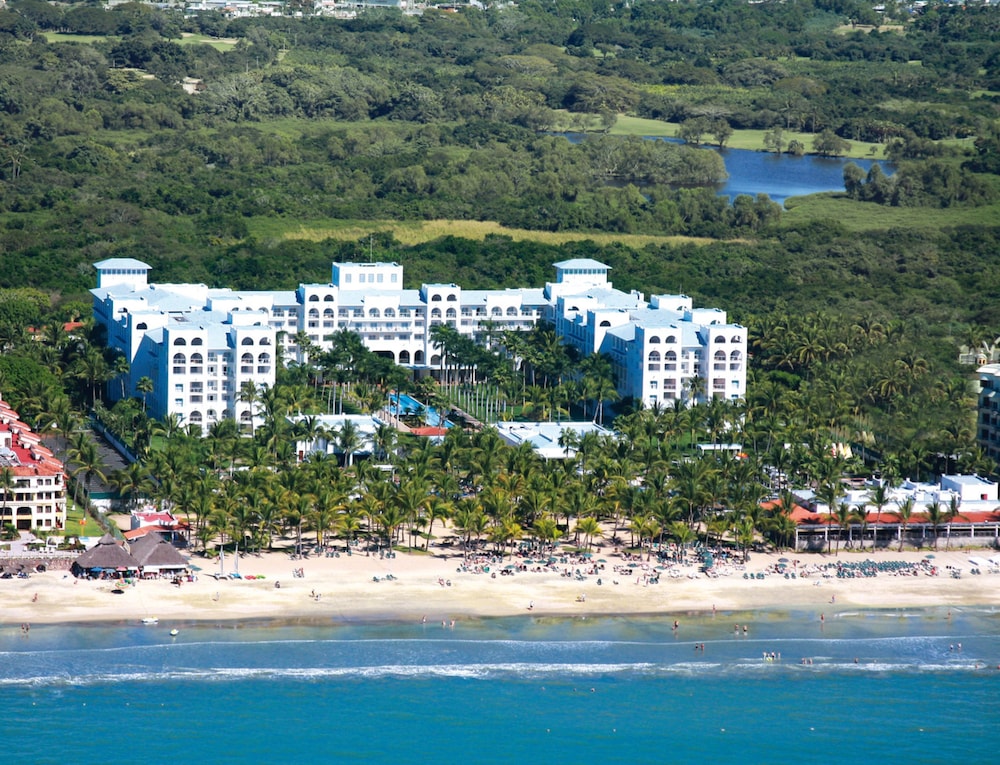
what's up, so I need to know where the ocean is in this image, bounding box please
[4,608,998,764]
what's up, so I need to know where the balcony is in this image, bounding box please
[172,367,185,375]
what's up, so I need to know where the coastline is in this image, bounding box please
[3,547,998,628]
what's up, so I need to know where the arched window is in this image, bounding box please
[172,353,186,365]
[446,294,457,302]
[308,308,319,318]
[600,320,611,327]
[324,295,334,302]
[648,336,661,344]
[191,337,203,346]
[241,353,253,364]
[431,294,442,302]
[173,338,186,346]
[714,335,726,343]
[715,350,726,361]
[308,295,319,302]
[323,308,334,318]
[414,350,425,364]
[241,338,254,346]
[385,308,396,318]
[731,335,742,344]
[239,410,252,422]
[399,350,410,364]
[258,353,271,364]
[190,411,203,424]
[431,308,442,318]
[259,337,271,346]
[369,308,380,318]
[430,354,441,365]
[190,353,204,365]
[446,308,457,318]
[648,351,661,362]
[665,335,676,344]
[137,323,147,330]
[491,307,502,317]
[506,307,517,316]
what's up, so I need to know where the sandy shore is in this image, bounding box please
[3,544,999,626]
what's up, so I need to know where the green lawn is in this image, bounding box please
[781,193,1000,231]
[610,115,887,160]
[177,33,239,51]
[246,216,715,248]
[42,32,117,45]
[58,502,106,538]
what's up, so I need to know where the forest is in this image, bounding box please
[2,0,1000,539]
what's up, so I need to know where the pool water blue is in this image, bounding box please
[389,392,449,427]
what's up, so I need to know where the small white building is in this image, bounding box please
[288,414,383,463]
[496,421,615,460]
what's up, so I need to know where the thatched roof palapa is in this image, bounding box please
[73,533,139,572]
[128,533,188,571]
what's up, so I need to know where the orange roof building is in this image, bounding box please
[0,393,68,532]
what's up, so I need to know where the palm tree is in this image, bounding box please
[238,381,262,436]
[113,355,130,400]
[833,502,851,555]
[70,439,107,509]
[943,495,963,550]
[574,515,602,551]
[851,503,869,551]
[136,376,154,414]
[924,500,944,551]
[337,420,364,468]
[0,466,14,528]
[73,347,112,406]
[894,497,915,552]
[868,481,892,552]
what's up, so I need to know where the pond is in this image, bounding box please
[559,133,891,205]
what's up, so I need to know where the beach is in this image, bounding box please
[3,539,998,626]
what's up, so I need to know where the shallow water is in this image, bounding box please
[4,609,997,764]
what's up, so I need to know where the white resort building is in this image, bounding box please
[91,257,747,432]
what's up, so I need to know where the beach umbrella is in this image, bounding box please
[597,559,607,563]
[778,557,790,563]
[925,554,936,559]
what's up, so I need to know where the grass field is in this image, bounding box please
[178,33,239,51]
[42,32,117,45]
[246,217,717,248]
[42,32,237,51]
[610,115,888,160]
[782,193,1000,231]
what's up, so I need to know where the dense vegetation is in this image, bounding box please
[2,0,1000,539]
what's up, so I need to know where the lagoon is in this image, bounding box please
[561,133,891,204]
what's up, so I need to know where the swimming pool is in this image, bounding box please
[388,392,449,428]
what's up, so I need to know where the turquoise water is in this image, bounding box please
[5,609,998,764]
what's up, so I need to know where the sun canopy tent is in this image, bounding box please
[72,533,139,577]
